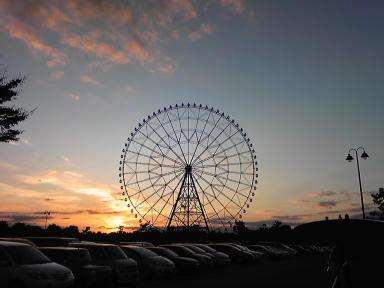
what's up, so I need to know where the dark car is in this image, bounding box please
[259,242,298,256]
[120,245,174,278]
[192,244,230,266]
[206,243,253,264]
[68,242,139,286]
[0,241,74,288]
[229,243,263,261]
[247,244,288,259]
[181,244,215,264]
[24,237,80,247]
[119,242,154,248]
[161,245,212,267]
[39,247,111,288]
[147,247,199,274]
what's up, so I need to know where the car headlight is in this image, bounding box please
[27,272,50,280]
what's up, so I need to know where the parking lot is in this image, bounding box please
[139,255,330,288]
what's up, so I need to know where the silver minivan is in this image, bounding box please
[0,241,74,288]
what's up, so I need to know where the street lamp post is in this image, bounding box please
[346,147,369,219]
[44,211,50,230]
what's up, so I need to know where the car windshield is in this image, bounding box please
[159,249,178,258]
[72,249,92,264]
[130,247,157,258]
[170,246,195,255]
[8,246,51,265]
[196,245,216,253]
[104,246,127,260]
[186,245,205,253]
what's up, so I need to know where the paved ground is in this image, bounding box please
[138,255,331,288]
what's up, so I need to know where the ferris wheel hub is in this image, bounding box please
[185,165,192,173]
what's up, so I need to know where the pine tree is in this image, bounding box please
[0,70,33,142]
[370,188,384,219]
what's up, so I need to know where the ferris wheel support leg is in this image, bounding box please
[167,172,188,230]
[190,174,209,231]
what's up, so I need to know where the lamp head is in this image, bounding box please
[361,150,369,160]
[346,153,354,162]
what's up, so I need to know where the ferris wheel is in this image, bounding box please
[119,103,258,230]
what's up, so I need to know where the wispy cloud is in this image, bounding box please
[51,70,64,80]
[3,18,67,67]
[0,1,250,72]
[220,0,245,14]
[317,200,337,208]
[80,74,100,85]
[188,23,213,42]
[68,93,80,101]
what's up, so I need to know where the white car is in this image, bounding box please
[0,241,74,288]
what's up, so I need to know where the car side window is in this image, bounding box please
[0,248,11,267]
[88,247,106,261]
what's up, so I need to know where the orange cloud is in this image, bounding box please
[124,38,153,64]
[65,0,132,27]
[220,0,245,14]
[61,33,130,64]
[51,71,64,80]
[80,75,100,85]
[188,23,213,42]
[159,63,176,74]
[152,0,197,27]
[68,93,80,101]
[4,18,68,67]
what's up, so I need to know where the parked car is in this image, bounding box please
[192,244,230,266]
[120,245,174,278]
[259,242,298,256]
[286,244,313,255]
[228,243,264,260]
[39,247,111,288]
[181,244,216,264]
[0,238,36,247]
[161,245,213,267]
[147,247,199,274]
[68,242,138,286]
[247,244,289,259]
[119,242,154,247]
[25,237,80,247]
[206,243,254,264]
[0,241,74,288]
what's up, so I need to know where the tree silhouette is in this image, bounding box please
[370,187,384,219]
[0,69,34,142]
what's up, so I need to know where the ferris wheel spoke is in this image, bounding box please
[189,109,213,164]
[193,168,251,193]
[145,116,187,165]
[136,170,184,212]
[191,116,233,166]
[214,175,249,199]
[162,109,188,164]
[136,124,185,166]
[124,161,178,169]
[143,172,183,217]
[192,171,242,210]
[193,138,246,167]
[190,112,224,165]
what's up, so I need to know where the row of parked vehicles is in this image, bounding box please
[0,237,331,288]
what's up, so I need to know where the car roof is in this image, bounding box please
[39,247,87,251]
[0,241,29,247]
[69,242,117,247]
[0,238,36,246]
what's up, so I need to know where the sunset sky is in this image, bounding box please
[0,0,383,232]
